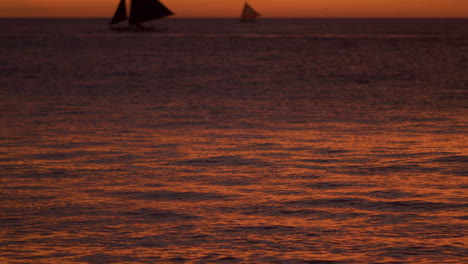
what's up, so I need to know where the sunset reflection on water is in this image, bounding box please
[2,114,465,263]
[1,18,467,263]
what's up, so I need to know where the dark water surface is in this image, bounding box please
[0,18,467,263]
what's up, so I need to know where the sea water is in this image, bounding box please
[0,18,467,263]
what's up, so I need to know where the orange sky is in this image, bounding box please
[0,0,467,18]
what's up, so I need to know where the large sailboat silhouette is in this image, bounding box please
[110,0,173,31]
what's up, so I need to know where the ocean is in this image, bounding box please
[0,18,467,263]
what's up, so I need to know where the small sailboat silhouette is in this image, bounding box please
[110,0,173,31]
[241,2,260,22]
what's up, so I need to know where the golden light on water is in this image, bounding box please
[0,16,466,263]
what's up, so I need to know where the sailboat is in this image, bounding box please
[241,2,260,22]
[110,0,174,31]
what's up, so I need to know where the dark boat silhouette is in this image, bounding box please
[241,2,260,22]
[110,0,173,32]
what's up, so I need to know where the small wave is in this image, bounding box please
[16,170,78,179]
[169,155,269,167]
[432,155,468,164]
[76,253,137,264]
[374,244,467,259]
[306,181,357,189]
[208,178,257,186]
[40,141,108,149]
[342,164,439,175]
[363,189,425,199]
[286,198,467,212]
[224,225,297,235]
[24,151,99,161]
[105,190,232,201]
[118,208,198,222]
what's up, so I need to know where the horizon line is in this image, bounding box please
[1,16,467,19]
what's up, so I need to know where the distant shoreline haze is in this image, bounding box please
[0,0,467,18]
